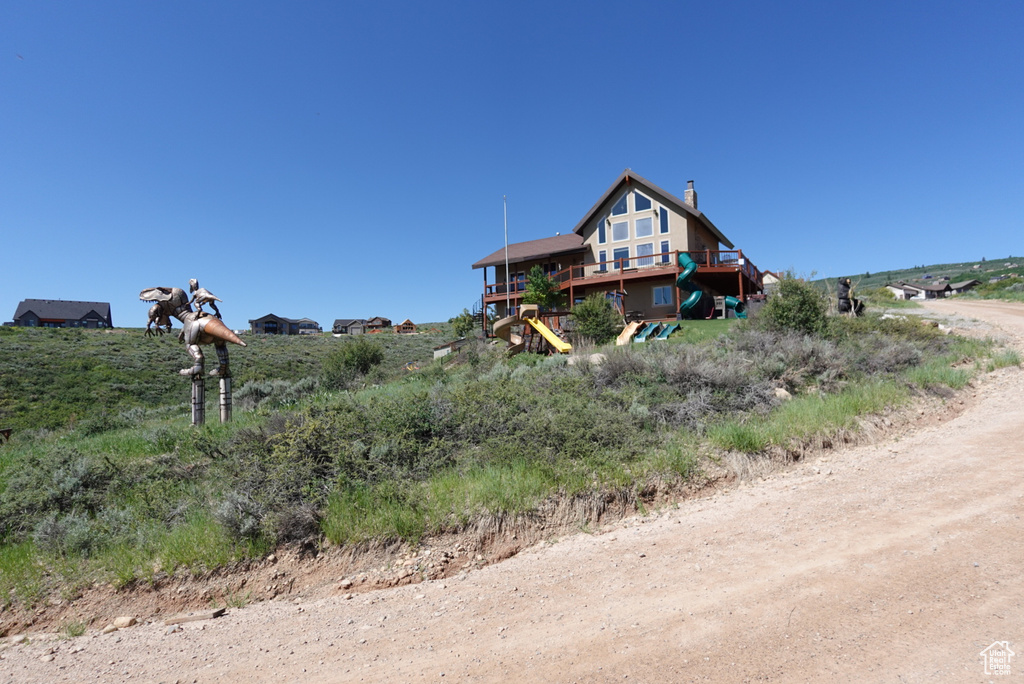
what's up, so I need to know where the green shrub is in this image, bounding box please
[449,309,477,338]
[522,265,567,310]
[570,294,621,344]
[756,276,828,336]
[322,338,385,388]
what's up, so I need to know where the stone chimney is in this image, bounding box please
[683,180,697,210]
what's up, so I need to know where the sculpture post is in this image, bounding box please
[219,376,232,423]
[191,374,206,426]
[140,279,246,428]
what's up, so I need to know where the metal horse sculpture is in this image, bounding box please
[140,285,246,377]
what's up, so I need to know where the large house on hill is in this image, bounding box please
[10,299,113,328]
[472,170,763,322]
[249,314,321,335]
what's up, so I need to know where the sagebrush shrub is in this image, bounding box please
[322,338,385,389]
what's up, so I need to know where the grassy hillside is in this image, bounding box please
[817,255,1023,291]
[2,283,1019,614]
[0,325,456,432]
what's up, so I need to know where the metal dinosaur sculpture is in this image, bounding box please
[140,282,246,377]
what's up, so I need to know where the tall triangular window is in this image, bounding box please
[611,194,628,216]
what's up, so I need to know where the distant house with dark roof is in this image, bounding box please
[248,314,321,335]
[364,317,392,332]
[949,279,981,294]
[888,281,952,300]
[332,318,365,335]
[11,299,113,328]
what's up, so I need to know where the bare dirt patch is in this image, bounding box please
[3,299,1023,683]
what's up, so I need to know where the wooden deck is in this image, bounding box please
[483,249,763,307]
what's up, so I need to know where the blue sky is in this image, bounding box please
[2,1,1022,330]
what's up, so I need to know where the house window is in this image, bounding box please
[611,221,629,241]
[597,216,607,244]
[611,194,628,216]
[636,242,655,267]
[613,246,630,269]
[654,285,673,307]
[634,192,652,212]
[660,240,671,264]
[659,209,669,234]
[635,217,653,238]
[597,250,607,270]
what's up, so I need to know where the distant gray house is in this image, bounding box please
[332,318,365,335]
[11,299,113,328]
[249,314,321,335]
[950,279,981,294]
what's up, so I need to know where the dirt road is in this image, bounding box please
[3,299,1022,683]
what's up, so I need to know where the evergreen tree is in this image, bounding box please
[522,265,566,310]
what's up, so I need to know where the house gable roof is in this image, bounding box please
[893,281,950,293]
[249,314,317,324]
[949,279,981,290]
[14,299,111,322]
[570,169,734,249]
[472,233,585,270]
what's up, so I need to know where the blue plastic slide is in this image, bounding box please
[633,322,660,342]
[654,322,679,340]
[723,295,747,319]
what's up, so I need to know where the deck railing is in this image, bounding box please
[484,250,761,298]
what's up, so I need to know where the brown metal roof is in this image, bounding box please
[472,233,585,269]
[569,169,734,249]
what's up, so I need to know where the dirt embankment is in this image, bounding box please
[2,298,1023,683]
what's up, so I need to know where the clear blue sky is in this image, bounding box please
[2,1,1022,329]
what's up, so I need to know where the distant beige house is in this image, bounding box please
[472,170,763,322]
[394,319,417,334]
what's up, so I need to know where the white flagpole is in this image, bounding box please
[504,195,510,314]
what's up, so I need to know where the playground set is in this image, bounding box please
[491,252,751,354]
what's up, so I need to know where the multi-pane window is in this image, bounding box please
[636,242,655,267]
[635,217,653,238]
[611,221,629,241]
[613,246,630,269]
[654,286,673,307]
[634,192,652,211]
